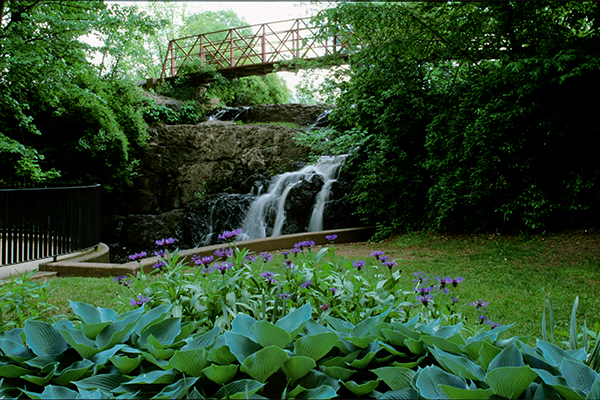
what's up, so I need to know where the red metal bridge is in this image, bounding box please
[158,18,352,83]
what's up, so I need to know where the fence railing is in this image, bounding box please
[159,18,352,80]
[0,184,101,266]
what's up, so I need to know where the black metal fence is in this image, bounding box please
[0,184,101,266]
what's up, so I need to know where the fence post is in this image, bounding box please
[230,30,234,67]
[170,41,175,77]
[262,24,266,63]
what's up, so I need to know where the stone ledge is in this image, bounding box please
[39,227,375,278]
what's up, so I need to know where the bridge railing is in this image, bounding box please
[0,184,101,266]
[159,18,353,80]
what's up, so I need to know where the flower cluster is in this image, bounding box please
[260,252,273,263]
[130,294,150,307]
[370,250,385,260]
[155,237,175,247]
[469,299,499,328]
[218,228,242,242]
[300,280,312,289]
[214,262,233,275]
[352,260,366,271]
[325,234,337,243]
[259,271,277,284]
[128,251,147,262]
[114,275,130,286]
[245,254,257,263]
[294,240,315,251]
[413,271,464,309]
[214,247,233,260]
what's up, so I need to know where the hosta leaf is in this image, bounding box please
[72,373,131,392]
[430,346,486,381]
[214,379,265,399]
[69,301,117,325]
[294,332,339,361]
[139,318,181,348]
[405,338,425,356]
[251,320,292,349]
[240,345,288,383]
[123,369,177,385]
[54,319,99,359]
[326,316,354,333]
[304,320,333,335]
[77,388,112,399]
[415,365,467,400]
[225,331,262,364]
[283,356,316,381]
[89,345,126,374]
[52,360,94,386]
[148,342,176,360]
[552,384,586,400]
[319,365,355,380]
[95,307,145,350]
[209,343,237,365]
[378,387,419,399]
[141,350,170,370]
[109,354,143,375]
[346,335,378,349]
[488,343,525,371]
[537,339,573,367]
[294,384,338,399]
[80,322,112,340]
[151,377,198,400]
[343,379,380,396]
[391,355,428,369]
[421,335,464,355]
[381,329,410,347]
[0,339,33,362]
[349,311,388,337]
[319,350,361,367]
[276,303,312,338]
[476,340,503,371]
[24,321,67,356]
[135,304,173,336]
[485,365,539,400]
[22,362,57,386]
[533,382,562,400]
[434,323,463,339]
[182,325,220,351]
[587,377,600,400]
[297,370,340,392]
[392,322,420,340]
[561,358,598,395]
[168,349,208,376]
[371,366,415,391]
[232,313,257,340]
[202,363,238,385]
[439,385,495,400]
[22,385,79,400]
[349,347,378,369]
[465,323,515,344]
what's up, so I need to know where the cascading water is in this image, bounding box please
[238,155,347,241]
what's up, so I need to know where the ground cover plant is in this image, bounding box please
[1,229,599,398]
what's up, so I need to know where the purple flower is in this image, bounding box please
[214,262,233,275]
[214,247,233,259]
[260,252,273,262]
[451,277,463,287]
[413,271,429,285]
[114,275,130,286]
[417,294,434,307]
[325,234,337,242]
[155,237,175,247]
[280,291,291,299]
[259,271,277,284]
[130,294,150,307]
[300,280,312,289]
[329,287,339,294]
[284,259,296,268]
[294,240,315,250]
[245,254,257,263]
[290,247,302,256]
[155,249,166,258]
[380,255,390,263]
[477,314,488,324]
[201,266,214,275]
[435,276,452,294]
[470,299,489,310]
[218,228,242,242]
[486,320,500,329]
[281,251,290,259]
[128,251,147,261]
[370,250,385,260]
[193,255,214,266]
[153,261,166,270]
[383,259,397,270]
[415,285,434,296]
[450,296,459,304]
[352,260,366,271]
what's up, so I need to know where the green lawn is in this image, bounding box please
[43,229,600,342]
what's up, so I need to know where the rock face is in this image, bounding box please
[238,104,330,127]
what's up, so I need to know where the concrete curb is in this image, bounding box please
[38,227,376,278]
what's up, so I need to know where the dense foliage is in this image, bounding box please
[307,2,600,234]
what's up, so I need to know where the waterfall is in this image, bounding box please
[238,155,347,240]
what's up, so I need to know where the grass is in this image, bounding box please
[39,229,600,343]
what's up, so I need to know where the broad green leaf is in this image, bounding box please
[415,365,466,400]
[465,323,515,344]
[52,360,94,386]
[372,366,416,391]
[148,341,176,360]
[22,362,57,386]
[135,304,172,336]
[349,345,379,368]
[381,328,410,346]
[434,323,463,339]
[276,303,312,337]
[225,331,262,363]
[552,384,586,400]
[378,387,419,399]
[151,377,198,400]
[80,322,112,341]
[89,345,126,374]
[202,363,238,385]
[294,332,339,361]
[251,320,292,349]
[319,350,361,367]
[431,346,486,381]
[231,313,257,339]
[295,384,338,399]
[561,358,598,395]
[24,321,68,356]
[488,343,525,371]
[439,385,495,400]
[140,350,170,370]
[139,318,181,348]
[477,340,503,371]
[586,377,600,400]
[343,379,380,396]
[95,307,144,350]
[54,319,99,359]
[182,325,220,351]
[124,369,177,385]
[69,301,117,324]
[109,354,143,375]
[405,338,425,356]
[0,339,33,362]
[534,382,562,400]
[240,345,288,382]
[297,370,341,391]
[537,339,573,367]
[349,311,388,337]
[214,379,265,399]
[209,343,237,365]
[485,365,539,399]
[421,335,464,354]
[319,365,355,380]
[283,356,316,381]
[72,373,131,392]
[22,385,79,400]
[168,349,208,376]
[392,322,420,340]
[346,335,379,349]
[391,355,428,369]
[326,316,354,333]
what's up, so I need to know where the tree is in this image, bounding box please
[309,1,600,234]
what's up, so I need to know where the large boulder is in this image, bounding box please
[237,104,331,126]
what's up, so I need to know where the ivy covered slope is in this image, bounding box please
[1,300,599,399]
[309,2,600,234]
